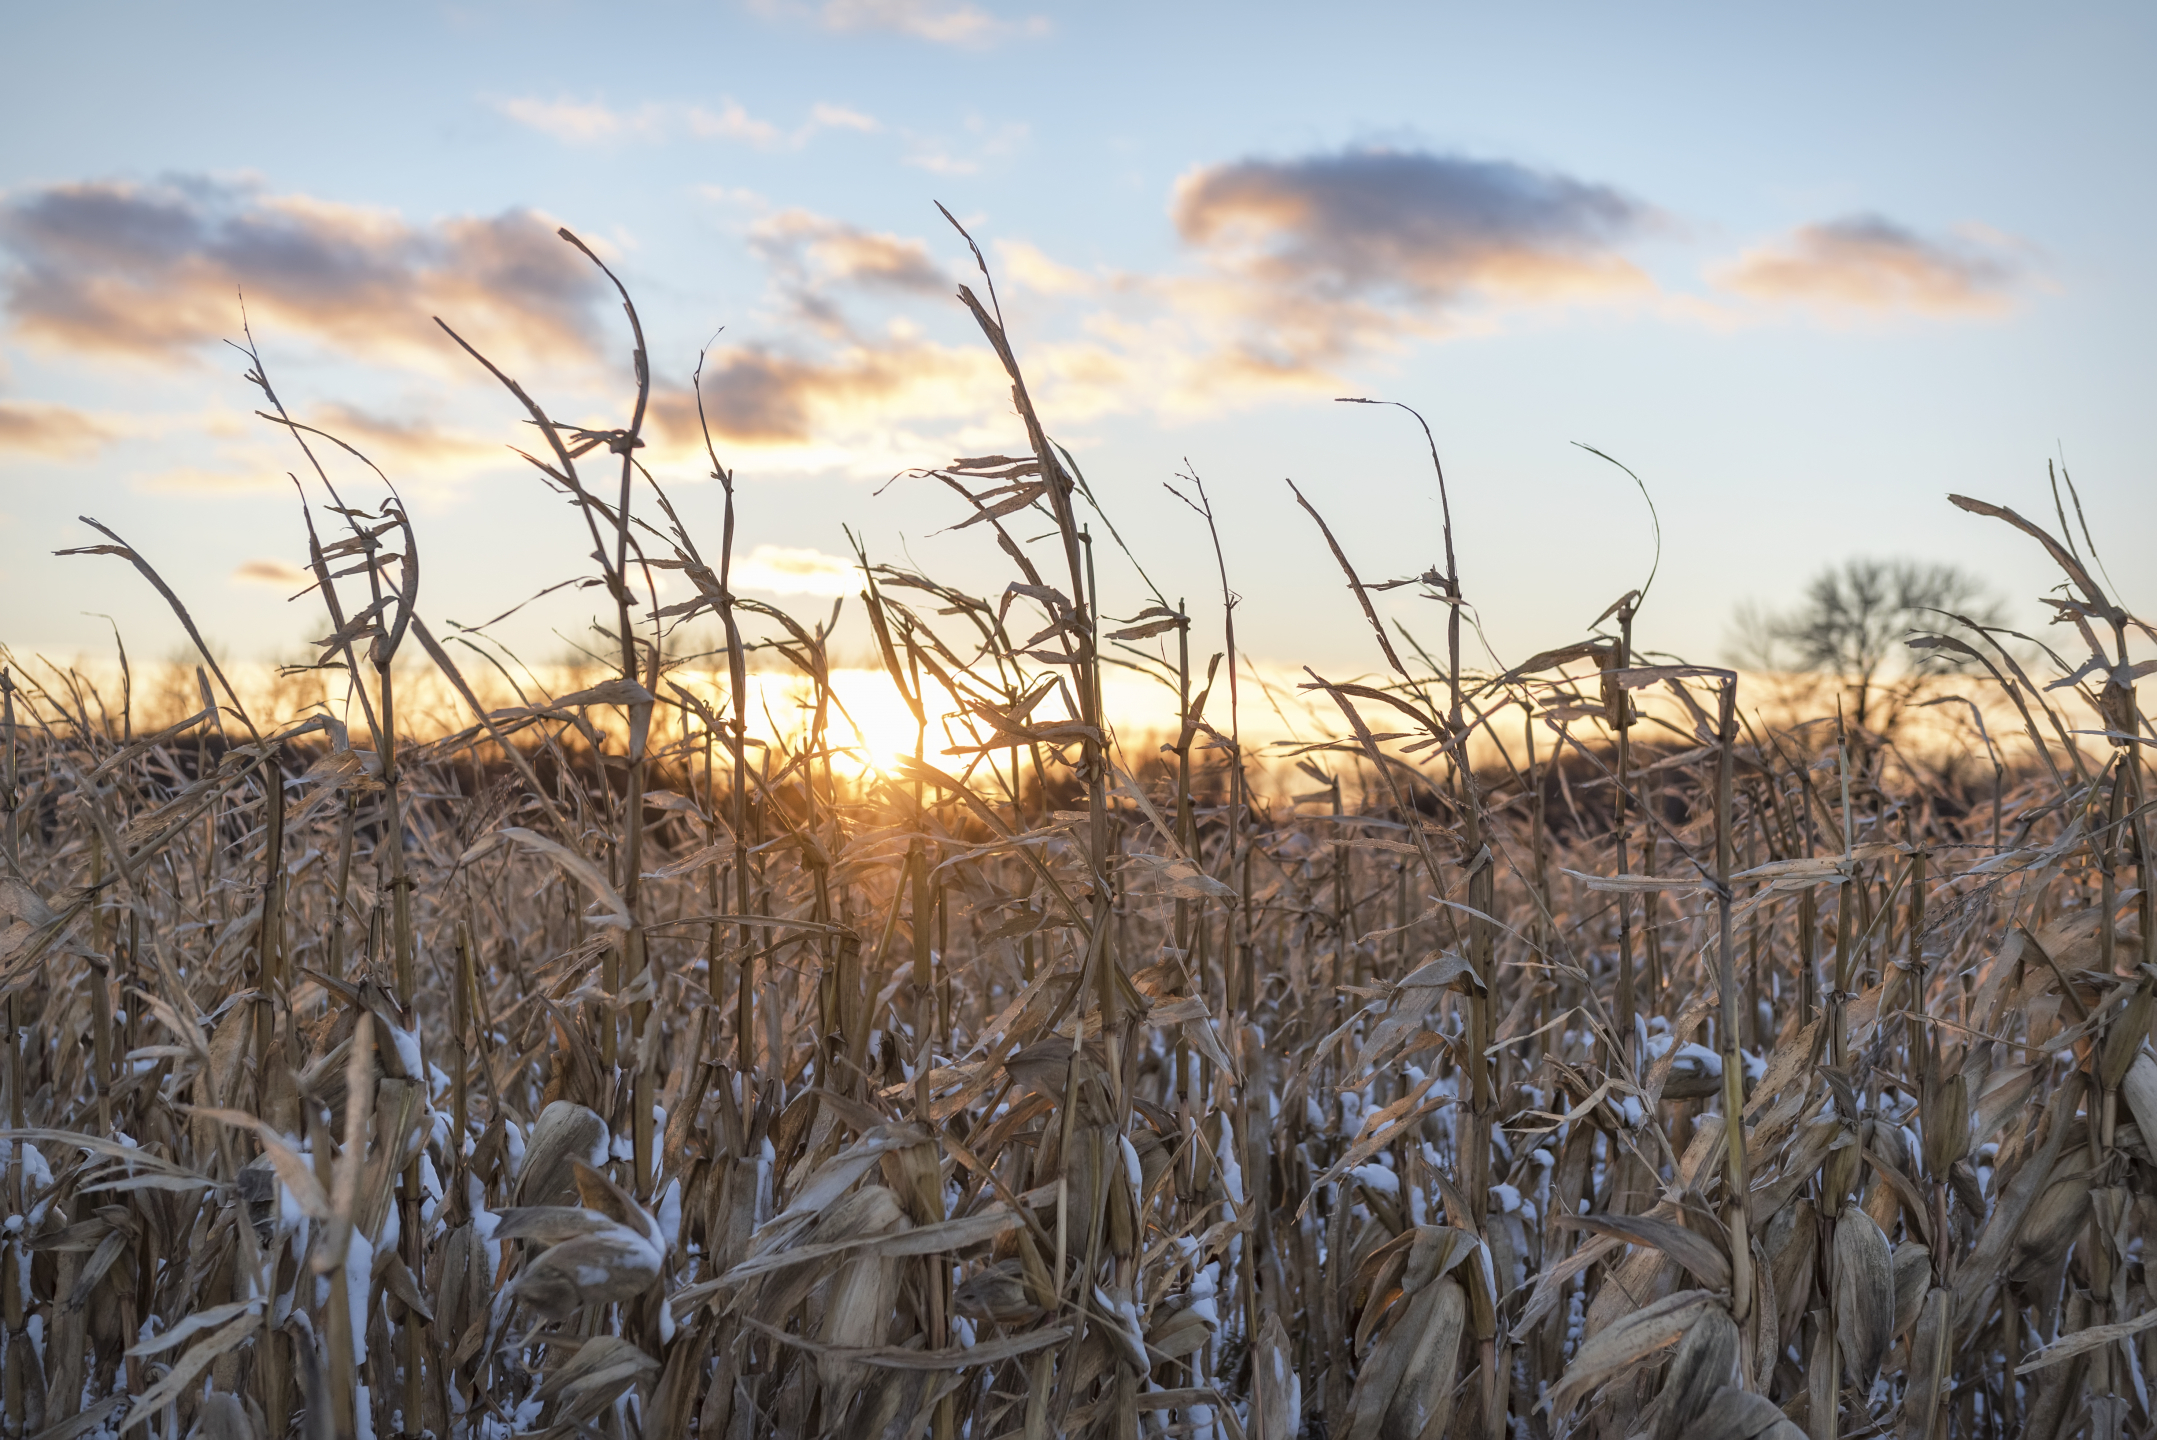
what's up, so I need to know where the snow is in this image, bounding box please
[1215,1120,1245,1206]
[468,1177,503,1281]
[1,1139,52,1191]
[1352,1163,1399,1195]
[344,1232,374,1368]
[387,1024,423,1083]
[1674,1042,1722,1077]
[1187,1263,1221,1327]
[1491,1183,1522,1214]
[657,1178,684,1251]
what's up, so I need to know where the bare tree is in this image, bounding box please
[1731,556,2003,732]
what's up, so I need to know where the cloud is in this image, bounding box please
[760,0,1048,46]
[232,558,308,588]
[496,96,666,144]
[1713,215,2023,315]
[997,241,1093,296]
[809,104,880,134]
[651,338,1000,453]
[903,118,1030,176]
[747,210,949,333]
[302,403,507,476]
[727,544,858,596]
[0,176,606,366]
[1168,148,1653,373]
[495,96,878,148]
[726,207,957,341]
[0,400,118,458]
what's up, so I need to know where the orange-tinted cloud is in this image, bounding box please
[0,400,117,457]
[746,209,951,335]
[649,339,1000,451]
[1714,215,2022,314]
[0,177,607,367]
[301,403,507,476]
[1169,148,1653,373]
[232,558,308,588]
[750,210,946,294]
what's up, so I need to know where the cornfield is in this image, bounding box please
[1,224,2152,1440]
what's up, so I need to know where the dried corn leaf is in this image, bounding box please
[1653,1305,1740,1440]
[1673,1386,1806,1440]
[1549,1289,1718,1416]
[1833,1208,1895,1387]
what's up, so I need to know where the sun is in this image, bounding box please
[827,668,932,777]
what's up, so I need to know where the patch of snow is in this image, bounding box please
[1673,1042,1722,1077]
[1215,1120,1245,1206]
[1352,1163,1399,1195]
[658,1178,684,1251]
[345,1233,374,1368]
[2,1140,52,1190]
[387,1024,423,1083]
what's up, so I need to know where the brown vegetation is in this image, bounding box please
[0,224,2151,1440]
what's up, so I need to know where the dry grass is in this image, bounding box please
[0,224,2151,1440]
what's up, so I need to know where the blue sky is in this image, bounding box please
[3,0,2153,685]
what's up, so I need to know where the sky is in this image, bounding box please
[3,1,2153,699]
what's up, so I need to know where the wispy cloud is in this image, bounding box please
[755,0,1048,47]
[494,96,878,148]
[0,400,119,457]
[747,209,950,333]
[903,118,1030,176]
[231,557,308,588]
[0,177,605,367]
[1712,215,2025,315]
